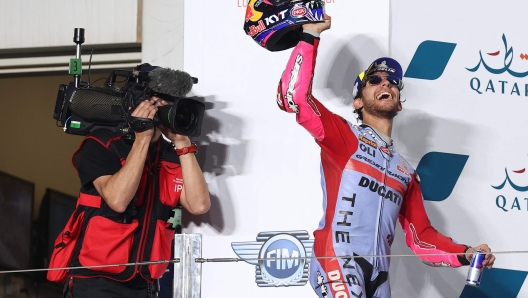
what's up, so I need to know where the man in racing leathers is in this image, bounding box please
[275,14,495,298]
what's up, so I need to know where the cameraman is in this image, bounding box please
[58,97,210,298]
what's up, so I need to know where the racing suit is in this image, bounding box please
[276,32,470,298]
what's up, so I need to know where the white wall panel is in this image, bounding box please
[0,0,140,49]
[141,0,184,70]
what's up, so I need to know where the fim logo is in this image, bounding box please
[231,231,314,287]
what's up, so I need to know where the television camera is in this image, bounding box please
[53,28,205,138]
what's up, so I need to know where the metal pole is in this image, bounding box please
[173,234,202,298]
[73,28,85,87]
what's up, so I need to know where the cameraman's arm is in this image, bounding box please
[172,137,210,215]
[93,100,158,213]
[92,137,149,212]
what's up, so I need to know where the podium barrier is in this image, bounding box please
[173,234,202,298]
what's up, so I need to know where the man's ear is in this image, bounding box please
[353,97,363,110]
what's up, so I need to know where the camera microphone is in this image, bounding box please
[148,67,195,98]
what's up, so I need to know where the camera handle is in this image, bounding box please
[128,116,154,132]
[73,28,85,88]
[104,69,133,88]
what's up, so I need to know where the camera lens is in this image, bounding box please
[156,98,204,137]
[174,105,195,129]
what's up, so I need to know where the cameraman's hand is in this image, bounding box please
[146,96,191,148]
[153,98,193,148]
[158,125,192,148]
[152,96,191,149]
[131,99,158,141]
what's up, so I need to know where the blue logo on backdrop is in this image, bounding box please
[492,168,528,191]
[406,35,528,97]
[404,40,457,80]
[467,34,528,96]
[416,152,469,202]
[467,34,528,77]
[460,268,527,298]
[491,167,528,212]
[231,231,314,287]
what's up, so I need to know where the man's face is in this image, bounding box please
[353,71,402,120]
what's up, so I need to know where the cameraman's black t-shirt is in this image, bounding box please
[78,138,161,189]
[78,139,123,187]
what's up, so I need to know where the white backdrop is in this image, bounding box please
[178,0,528,297]
[390,1,528,297]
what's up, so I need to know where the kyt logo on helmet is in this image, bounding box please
[243,0,325,52]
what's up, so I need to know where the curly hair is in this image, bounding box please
[353,86,365,121]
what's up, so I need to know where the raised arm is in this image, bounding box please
[164,133,211,215]
[276,15,331,141]
[276,14,359,165]
[155,97,210,215]
[91,100,158,213]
